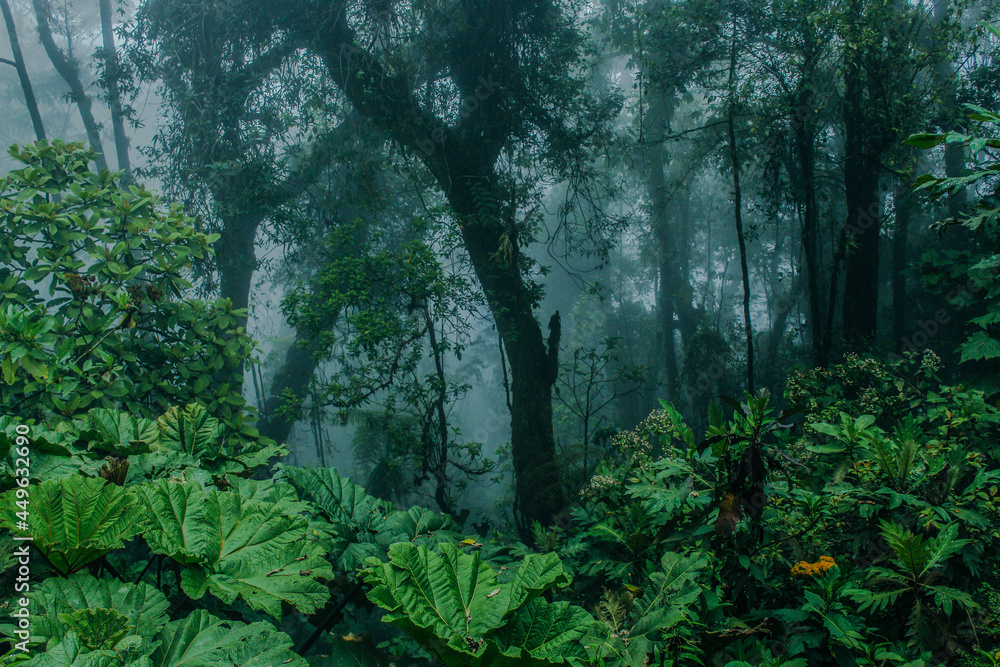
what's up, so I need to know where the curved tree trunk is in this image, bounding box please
[274,0,568,532]
[1,0,46,141]
[31,0,108,171]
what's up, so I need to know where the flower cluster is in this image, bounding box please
[921,349,943,373]
[638,409,674,436]
[610,429,651,464]
[580,474,616,498]
[790,555,836,577]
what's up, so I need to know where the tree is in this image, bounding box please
[130,0,336,326]
[97,0,131,179]
[282,220,490,520]
[834,0,952,347]
[267,0,619,531]
[0,140,257,438]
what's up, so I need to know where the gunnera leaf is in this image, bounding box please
[359,542,598,666]
[0,475,145,574]
[140,480,332,618]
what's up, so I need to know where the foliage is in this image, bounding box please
[0,476,144,575]
[359,542,603,666]
[906,100,1000,387]
[139,478,333,618]
[502,362,1000,665]
[0,140,258,439]
[278,465,464,573]
[282,220,493,517]
[0,402,284,489]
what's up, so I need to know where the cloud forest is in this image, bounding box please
[3,0,1000,665]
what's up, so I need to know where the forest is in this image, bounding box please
[2,0,1000,664]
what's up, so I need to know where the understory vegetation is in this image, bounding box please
[0,139,999,666]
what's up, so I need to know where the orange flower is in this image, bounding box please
[791,556,837,577]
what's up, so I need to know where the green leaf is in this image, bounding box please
[360,542,595,666]
[30,573,170,645]
[150,610,307,667]
[157,404,221,458]
[904,133,946,149]
[631,552,707,637]
[960,331,1000,363]
[0,475,145,574]
[57,609,131,651]
[84,409,156,455]
[140,480,332,617]
[491,597,597,666]
[280,466,394,570]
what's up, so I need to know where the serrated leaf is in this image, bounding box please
[140,480,331,617]
[0,476,145,574]
[359,542,595,666]
[29,573,169,645]
[960,331,1000,363]
[157,405,221,458]
[84,409,156,456]
[150,610,307,667]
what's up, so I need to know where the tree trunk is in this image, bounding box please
[933,0,965,221]
[98,0,131,181]
[727,21,754,393]
[281,1,568,532]
[794,86,824,365]
[447,174,565,533]
[258,218,370,446]
[840,0,881,347]
[214,209,264,317]
[765,290,797,371]
[258,329,319,445]
[1,0,46,141]
[644,87,681,400]
[31,0,108,171]
[892,177,910,352]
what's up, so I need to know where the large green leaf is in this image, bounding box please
[82,410,157,456]
[0,476,145,574]
[630,551,708,637]
[18,631,134,667]
[140,480,332,617]
[157,405,221,458]
[150,610,307,667]
[281,466,392,528]
[29,573,170,647]
[57,609,131,651]
[491,597,598,666]
[280,466,460,571]
[360,542,597,666]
